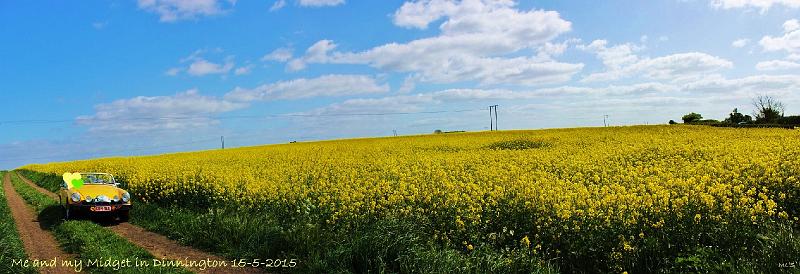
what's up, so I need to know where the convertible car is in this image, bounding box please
[58,172,131,221]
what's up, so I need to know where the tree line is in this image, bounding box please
[671,95,799,127]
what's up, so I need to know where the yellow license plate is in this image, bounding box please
[91,206,112,212]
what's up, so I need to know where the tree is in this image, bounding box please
[724,108,753,124]
[669,120,677,125]
[434,129,443,134]
[682,112,703,124]
[752,95,784,123]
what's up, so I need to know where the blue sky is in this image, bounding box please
[1,0,800,169]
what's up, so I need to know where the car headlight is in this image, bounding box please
[70,193,81,202]
[113,195,119,202]
[122,192,130,203]
[85,195,92,202]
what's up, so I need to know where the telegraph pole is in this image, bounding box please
[221,136,225,149]
[603,115,609,127]
[489,106,494,131]
[492,105,498,130]
[488,105,499,131]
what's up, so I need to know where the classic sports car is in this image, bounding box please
[58,172,131,221]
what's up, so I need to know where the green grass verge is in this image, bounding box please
[8,172,191,274]
[0,171,37,274]
[16,169,61,193]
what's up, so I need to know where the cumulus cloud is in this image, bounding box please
[301,88,536,116]
[301,73,800,125]
[285,40,337,71]
[303,82,681,117]
[224,74,389,102]
[168,50,250,77]
[755,59,800,70]
[286,0,582,85]
[76,89,246,132]
[187,58,234,76]
[679,74,800,96]
[710,0,800,12]
[732,38,750,48]
[580,40,733,82]
[262,47,294,62]
[760,19,800,53]
[137,0,235,22]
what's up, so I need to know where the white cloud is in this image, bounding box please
[580,40,733,82]
[755,59,800,70]
[578,40,642,71]
[270,0,287,11]
[680,74,800,96]
[760,19,800,53]
[302,88,536,116]
[290,1,581,85]
[76,89,246,132]
[299,74,800,129]
[169,50,249,76]
[398,75,418,93]
[285,40,336,71]
[732,38,750,48]
[262,47,294,62]
[785,19,800,32]
[187,58,234,76]
[298,0,345,7]
[304,82,680,117]
[392,0,515,29]
[224,74,389,102]
[710,0,800,12]
[234,64,254,75]
[137,0,234,22]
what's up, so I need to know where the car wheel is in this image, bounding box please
[118,211,129,222]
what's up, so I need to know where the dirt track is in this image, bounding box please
[14,172,259,274]
[3,173,74,274]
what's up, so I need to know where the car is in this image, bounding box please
[58,172,132,221]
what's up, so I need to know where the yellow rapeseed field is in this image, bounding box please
[24,125,800,223]
[21,125,800,265]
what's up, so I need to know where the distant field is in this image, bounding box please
[19,125,800,273]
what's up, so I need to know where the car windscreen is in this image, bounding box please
[81,174,115,184]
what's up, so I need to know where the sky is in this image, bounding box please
[1,0,800,169]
